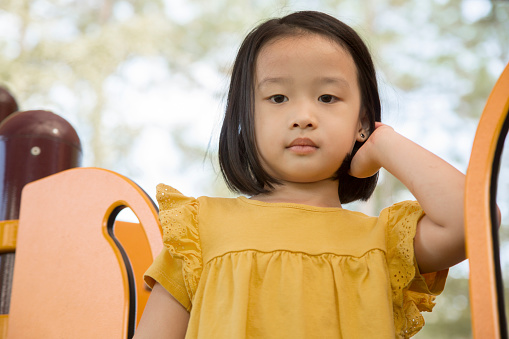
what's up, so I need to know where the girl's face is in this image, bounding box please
[254,33,365,185]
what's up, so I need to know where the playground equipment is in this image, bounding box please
[6,168,162,338]
[0,87,18,122]
[465,61,509,339]
[0,110,82,337]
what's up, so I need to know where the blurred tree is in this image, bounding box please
[0,0,508,337]
[0,0,287,170]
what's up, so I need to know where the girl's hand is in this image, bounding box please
[349,122,393,178]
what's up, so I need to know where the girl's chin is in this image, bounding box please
[275,177,339,185]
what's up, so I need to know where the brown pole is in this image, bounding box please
[0,87,18,124]
[0,110,82,315]
[0,88,18,324]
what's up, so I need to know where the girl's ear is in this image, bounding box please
[356,111,370,142]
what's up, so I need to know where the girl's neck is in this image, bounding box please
[250,179,342,208]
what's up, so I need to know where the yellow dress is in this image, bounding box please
[144,184,448,339]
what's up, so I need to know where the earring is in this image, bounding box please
[360,133,365,139]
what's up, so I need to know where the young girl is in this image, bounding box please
[135,11,466,338]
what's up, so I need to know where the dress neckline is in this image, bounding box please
[237,196,353,213]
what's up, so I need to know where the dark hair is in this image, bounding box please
[218,11,381,204]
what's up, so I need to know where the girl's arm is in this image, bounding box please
[350,123,469,274]
[134,282,190,338]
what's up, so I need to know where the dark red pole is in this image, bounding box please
[0,87,18,123]
[0,110,82,314]
[0,87,18,320]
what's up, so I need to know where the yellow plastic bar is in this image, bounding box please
[465,62,509,339]
[0,220,17,253]
[0,314,8,339]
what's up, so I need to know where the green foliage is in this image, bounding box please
[417,275,472,339]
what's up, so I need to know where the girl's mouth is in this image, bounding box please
[287,138,318,154]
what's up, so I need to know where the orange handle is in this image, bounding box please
[465,62,509,339]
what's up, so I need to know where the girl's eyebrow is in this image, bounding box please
[317,76,350,89]
[257,77,293,89]
[257,76,350,89]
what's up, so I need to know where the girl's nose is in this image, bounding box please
[292,120,314,129]
[291,107,317,129]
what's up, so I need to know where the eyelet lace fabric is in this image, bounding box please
[386,201,447,338]
[156,184,202,303]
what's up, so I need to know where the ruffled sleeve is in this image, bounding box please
[384,201,448,338]
[143,184,202,311]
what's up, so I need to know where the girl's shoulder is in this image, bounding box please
[156,183,196,206]
[156,183,237,206]
[379,200,422,222]
[155,184,245,231]
[378,200,424,240]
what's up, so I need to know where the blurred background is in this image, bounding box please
[1,0,508,337]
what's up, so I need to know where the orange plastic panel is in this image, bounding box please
[114,221,154,328]
[465,62,509,339]
[7,168,162,339]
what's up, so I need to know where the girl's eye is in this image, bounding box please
[269,95,288,104]
[318,95,337,103]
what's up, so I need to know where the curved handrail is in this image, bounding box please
[465,61,509,339]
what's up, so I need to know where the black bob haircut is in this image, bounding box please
[218,11,381,204]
